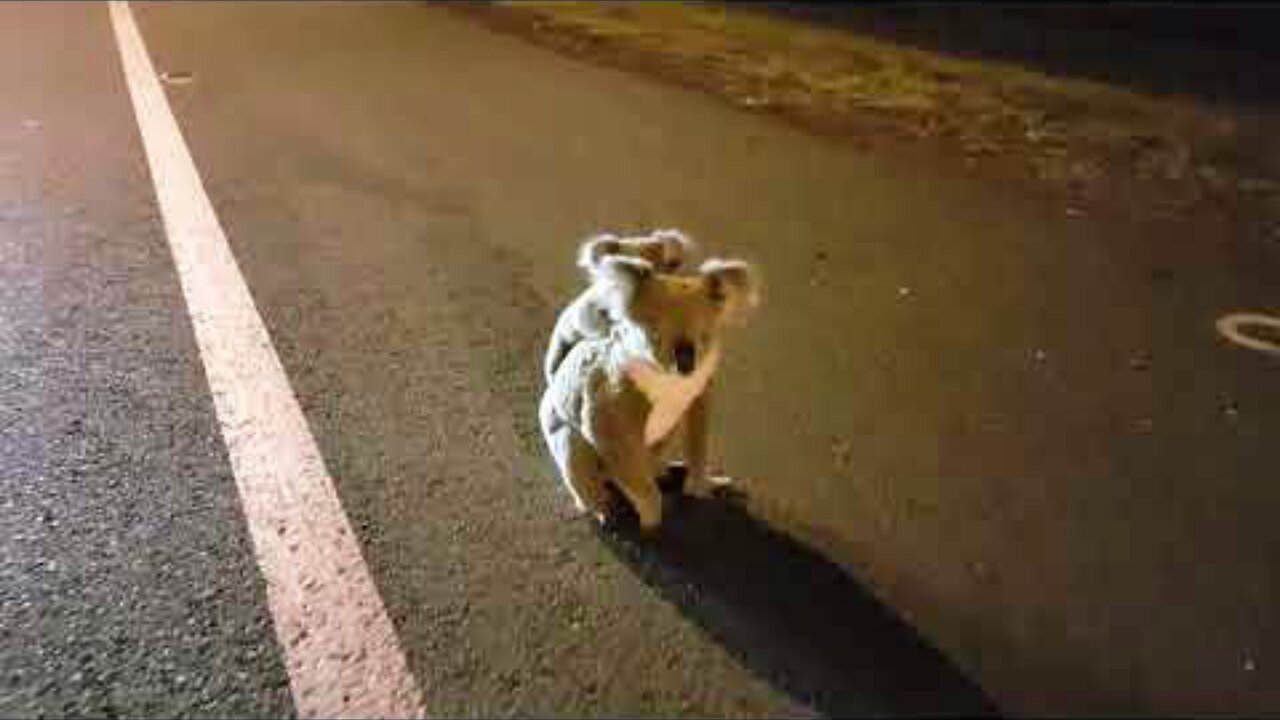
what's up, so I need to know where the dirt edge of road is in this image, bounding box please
[453,2,1280,247]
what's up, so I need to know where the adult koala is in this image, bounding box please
[539,254,759,535]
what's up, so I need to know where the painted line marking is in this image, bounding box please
[107,4,426,717]
[1216,312,1280,358]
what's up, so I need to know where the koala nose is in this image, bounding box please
[674,340,697,375]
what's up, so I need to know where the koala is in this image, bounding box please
[543,229,695,385]
[539,254,760,535]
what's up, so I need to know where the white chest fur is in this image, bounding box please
[626,345,721,446]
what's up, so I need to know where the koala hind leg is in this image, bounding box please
[683,388,712,493]
[564,431,612,521]
[540,397,611,519]
[607,446,664,535]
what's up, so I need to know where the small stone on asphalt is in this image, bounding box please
[160,70,195,86]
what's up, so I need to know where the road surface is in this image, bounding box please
[2,2,1276,717]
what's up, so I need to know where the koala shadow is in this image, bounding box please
[596,494,1000,718]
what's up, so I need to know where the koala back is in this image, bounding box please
[544,334,650,448]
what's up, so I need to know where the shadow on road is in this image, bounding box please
[598,494,999,718]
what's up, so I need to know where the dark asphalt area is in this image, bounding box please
[3,2,1278,717]
[0,5,292,718]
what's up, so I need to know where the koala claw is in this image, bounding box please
[709,477,747,504]
[592,510,628,537]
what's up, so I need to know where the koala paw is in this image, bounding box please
[592,483,639,534]
[593,509,623,534]
[708,476,747,504]
[637,521,662,540]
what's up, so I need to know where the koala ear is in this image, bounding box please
[700,258,760,324]
[651,229,695,269]
[576,233,623,274]
[596,255,655,318]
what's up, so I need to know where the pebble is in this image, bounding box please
[1238,178,1280,195]
[831,438,852,469]
[160,71,194,86]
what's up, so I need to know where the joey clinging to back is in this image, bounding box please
[539,252,760,534]
[543,229,696,384]
[579,228,692,276]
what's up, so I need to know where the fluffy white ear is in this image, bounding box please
[596,255,655,319]
[700,258,760,324]
[651,229,696,269]
[576,233,623,275]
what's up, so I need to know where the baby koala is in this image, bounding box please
[543,229,695,385]
[539,253,759,535]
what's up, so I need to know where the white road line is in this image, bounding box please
[107,4,427,717]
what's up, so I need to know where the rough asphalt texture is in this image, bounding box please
[0,5,293,718]
[3,2,1278,717]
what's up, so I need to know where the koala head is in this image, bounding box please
[576,229,695,276]
[596,255,760,376]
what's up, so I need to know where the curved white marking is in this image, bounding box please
[1216,312,1280,358]
[108,4,425,717]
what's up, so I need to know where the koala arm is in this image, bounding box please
[683,382,712,490]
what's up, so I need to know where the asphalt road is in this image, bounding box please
[3,2,1278,717]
